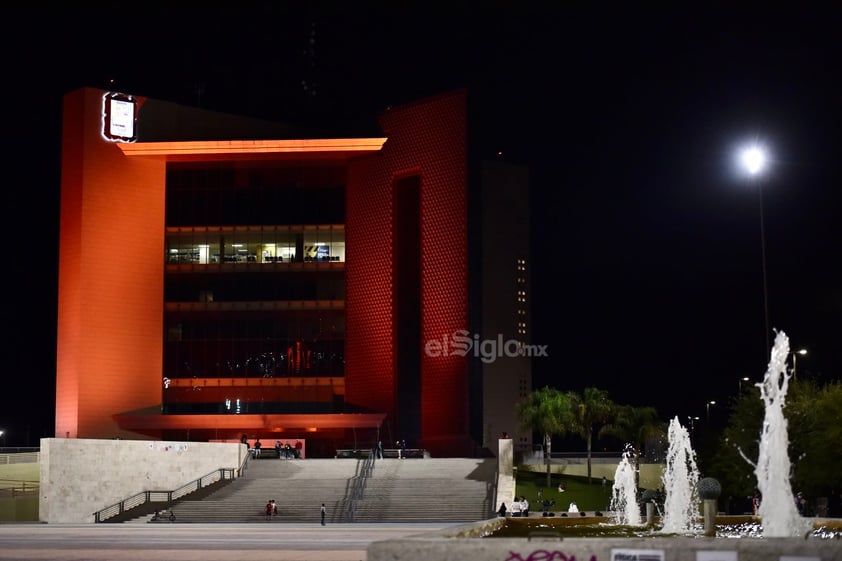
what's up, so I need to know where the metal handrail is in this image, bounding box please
[93,467,236,523]
[238,449,250,476]
[343,454,374,522]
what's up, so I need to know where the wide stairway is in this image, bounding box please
[136,456,496,523]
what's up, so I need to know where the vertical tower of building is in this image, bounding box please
[345,91,473,457]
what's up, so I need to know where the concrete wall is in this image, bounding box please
[518,460,664,490]
[39,438,245,523]
[495,438,515,511]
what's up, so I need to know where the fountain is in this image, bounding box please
[659,416,700,534]
[366,330,841,560]
[609,445,641,525]
[751,330,812,537]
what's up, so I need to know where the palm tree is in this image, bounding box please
[599,404,666,490]
[517,386,575,487]
[570,387,616,483]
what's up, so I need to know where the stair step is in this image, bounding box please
[122,458,497,523]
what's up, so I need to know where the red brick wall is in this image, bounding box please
[346,90,472,456]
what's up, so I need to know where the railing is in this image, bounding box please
[523,449,629,465]
[238,449,250,476]
[335,448,426,459]
[0,451,40,465]
[343,454,375,522]
[0,478,39,498]
[488,466,499,518]
[93,467,237,523]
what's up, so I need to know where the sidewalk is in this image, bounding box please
[0,522,457,561]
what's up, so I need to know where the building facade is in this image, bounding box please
[55,87,531,457]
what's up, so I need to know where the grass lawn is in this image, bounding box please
[514,469,614,513]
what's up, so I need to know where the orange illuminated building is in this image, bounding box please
[56,87,531,457]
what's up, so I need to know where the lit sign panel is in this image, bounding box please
[102,92,137,142]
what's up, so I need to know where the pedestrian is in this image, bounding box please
[320,503,326,525]
[498,502,507,517]
[253,438,262,457]
[795,492,807,515]
[265,499,274,520]
[376,440,384,459]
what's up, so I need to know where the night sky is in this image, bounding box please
[3,4,840,447]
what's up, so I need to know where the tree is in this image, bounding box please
[708,378,842,513]
[517,386,575,487]
[599,404,666,489]
[781,380,842,497]
[569,387,616,483]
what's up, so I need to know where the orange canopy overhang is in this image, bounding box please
[114,409,386,433]
[118,138,387,162]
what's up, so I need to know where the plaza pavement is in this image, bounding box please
[0,522,458,561]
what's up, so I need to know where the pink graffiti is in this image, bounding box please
[506,550,597,561]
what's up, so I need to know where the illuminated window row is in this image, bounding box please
[165,225,345,264]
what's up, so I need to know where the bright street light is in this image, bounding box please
[739,376,750,392]
[793,348,808,379]
[741,146,767,175]
[739,141,771,357]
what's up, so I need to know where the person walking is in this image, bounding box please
[265,499,274,521]
[320,503,326,526]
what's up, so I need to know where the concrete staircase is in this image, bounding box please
[130,456,496,523]
[351,457,496,522]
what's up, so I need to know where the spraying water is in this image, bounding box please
[753,330,810,537]
[610,445,641,525]
[660,416,700,534]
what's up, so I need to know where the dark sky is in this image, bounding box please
[3,4,841,446]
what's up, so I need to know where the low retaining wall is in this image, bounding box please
[368,518,842,561]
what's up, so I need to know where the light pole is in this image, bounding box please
[792,348,808,380]
[740,144,770,355]
[739,376,750,393]
[706,401,716,425]
[687,416,700,443]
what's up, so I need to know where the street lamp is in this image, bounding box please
[740,143,771,356]
[792,348,808,379]
[686,416,700,445]
[739,376,750,392]
[706,401,716,424]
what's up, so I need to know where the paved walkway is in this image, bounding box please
[0,522,457,561]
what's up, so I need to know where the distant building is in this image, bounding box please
[54,87,531,457]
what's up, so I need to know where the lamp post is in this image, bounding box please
[0,430,5,448]
[740,144,770,355]
[739,376,750,393]
[792,348,808,380]
[687,416,700,443]
[706,401,716,425]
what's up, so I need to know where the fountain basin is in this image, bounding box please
[367,517,842,561]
